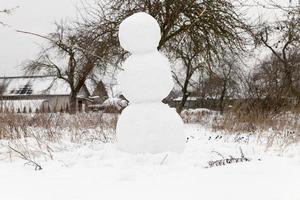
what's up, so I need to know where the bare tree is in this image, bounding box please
[253,7,300,99]
[82,0,249,112]
[170,35,205,113]
[245,48,300,112]
[209,51,242,113]
[23,22,113,113]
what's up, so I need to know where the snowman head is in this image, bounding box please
[118,12,161,54]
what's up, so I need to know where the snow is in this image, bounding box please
[0,123,299,200]
[102,97,128,107]
[101,97,128,110]
[117,12,185,153]
[117,103,185,153]
[117,51,173,103]
[118,12,161,54]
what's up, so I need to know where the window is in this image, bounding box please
[16,83,33,95]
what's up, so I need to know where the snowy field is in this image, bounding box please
[0,120,300,200]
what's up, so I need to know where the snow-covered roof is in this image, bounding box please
[0,76,87,96]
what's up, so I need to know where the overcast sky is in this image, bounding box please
[0,0,293,76]
[0,0,80,76]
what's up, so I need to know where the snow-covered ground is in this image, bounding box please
[0,123,299,200]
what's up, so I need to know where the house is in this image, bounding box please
[0,76,90,113]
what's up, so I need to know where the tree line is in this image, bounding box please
[3,1,300,114]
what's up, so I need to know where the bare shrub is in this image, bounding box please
[180,102,300,150]
[218,101,300,133]
[206,102,300,149]
[180,108,217,124]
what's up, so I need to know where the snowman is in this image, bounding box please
[116,12,185,154]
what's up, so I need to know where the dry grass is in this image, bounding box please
[0,112,118,164]
[180,107,300,151]
[1,107,299,164]
[180,108,217,124]
[0,112,118,141]
[218,111,300,149]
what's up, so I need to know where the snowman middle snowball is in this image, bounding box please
[116,12,185,154]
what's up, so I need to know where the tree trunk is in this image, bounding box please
[218,79,228,114]
[177,92,190,114]
[176,62,194,114]
[69,90,77,114]
[219,85,226,115]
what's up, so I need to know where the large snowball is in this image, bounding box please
[117,51,174,103]
[117,103,186,153]
[118,12,161,54]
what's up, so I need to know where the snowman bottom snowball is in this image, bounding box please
[116,103,186,154]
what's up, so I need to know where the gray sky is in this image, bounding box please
[0,0,293,76]
[0,0,80,76]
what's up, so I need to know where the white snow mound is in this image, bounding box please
[117,103,185,153]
